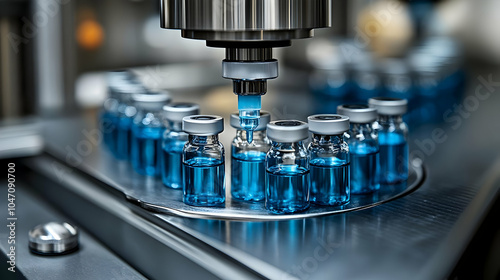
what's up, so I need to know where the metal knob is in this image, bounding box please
[29,222,79,255]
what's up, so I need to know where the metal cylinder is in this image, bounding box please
[161,0,332,42]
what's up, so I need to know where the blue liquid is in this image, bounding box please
[161,141,185,189]
[231,151,266,202]
[265,165,310,214]
[183,157,225,207]
[238,95,261,143]
[310,158,350,206]
[115,117,133,160]
[131,126,163,176]
[379,132,408,184]
[100,112,117,152]
[350,150,380,194]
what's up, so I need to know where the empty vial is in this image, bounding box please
[369,97,409,184]
[230,112,271,202]
[308,115,350,206]
[182,115,225,207]
[130,91,170,176]
[337,105,380,194]
[114,81,152,160]
[265,120,310,214]
[161,103,200,189]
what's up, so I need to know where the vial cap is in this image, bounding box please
[368,97,408,116]
[131,90,171,110]
[337,104,377,124]
[230,111,271,131]
[308,114,349,135]
[163,103,200,122]
[266,120,308,142]
[183,115,224,136]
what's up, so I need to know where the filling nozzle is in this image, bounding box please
[238,95,262,143]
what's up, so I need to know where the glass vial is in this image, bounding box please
[161,103,200,189]
[230,112,271,202]
[182,115,225,207]
[101,70,129,153]
[265,120,310,214]
[308,115,350,206]
[337,105,380,194]
[114,81,151,160]
[369,97,409,184]
[130,92,170,176]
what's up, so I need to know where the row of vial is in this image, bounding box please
[101,74,408,214]
[309,38,465,126]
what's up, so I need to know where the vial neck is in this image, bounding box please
[271,141,304,150]
[168,120,183,132]
[312,134,344,145]
[350,122,372,133]
[189,135,219,145]
[378,115,403,125]
[236,129,265,141]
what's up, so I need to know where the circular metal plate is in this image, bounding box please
[125,160,425,221]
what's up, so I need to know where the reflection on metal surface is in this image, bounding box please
[161,0,332,41]
[130,161,423,221]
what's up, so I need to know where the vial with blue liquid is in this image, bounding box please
[161,103,199,189]
[101,70,132,153]
[351,52,381,102]
[369,97,409,184]
[182,115,225,207]
[130,91,170,176]
[308,115,350,206]
[230,112,271,202]
[337,105,380,194]
[114,81,152,160]
[265,120,310,214]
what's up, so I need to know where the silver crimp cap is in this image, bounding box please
[266,120,309,143]
[131,90,171,110]
[308,114,349,135]
[368,97,408,116]
[183,115,224,136]
[230,111,271,131]
[163,103,200,122]
[337,104,377,124]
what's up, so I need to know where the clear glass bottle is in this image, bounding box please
[230,112,271,202]
[182,115,225,207]
[161,103,200,189]
[308,115,350,206]
[130,91,170,177]
[265,120,310,214]
[369,97,409,184]
[337,105,380,194]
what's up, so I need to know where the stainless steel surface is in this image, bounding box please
[24,156,270,279]
[0,181,146,280]
[29,222,79,255]
[161,0,332,41]
[0,118,44,159]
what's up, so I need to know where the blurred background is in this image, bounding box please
[1,0,500,279]
[2,0,500,120]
